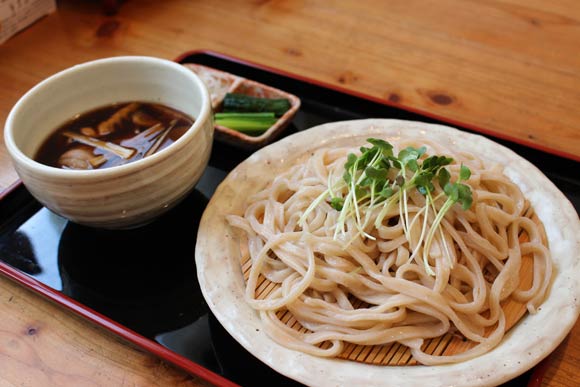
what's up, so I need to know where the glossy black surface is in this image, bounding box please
[0,52,578,387]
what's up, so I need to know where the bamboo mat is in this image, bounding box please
[240,211,540,366]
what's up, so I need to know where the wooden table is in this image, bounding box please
[0,1,578,385]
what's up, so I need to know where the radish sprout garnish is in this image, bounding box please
[299,138,473,276]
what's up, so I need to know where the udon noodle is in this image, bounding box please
[226,138,552,365]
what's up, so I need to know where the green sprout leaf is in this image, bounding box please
[460,164,471,181]
[330,197,344,211]
[367,138,394,157]
[457,183,473,210]
[365,166,387,180]
[344,153,357,171]
[438,168,451,188]
[379,185,394,199]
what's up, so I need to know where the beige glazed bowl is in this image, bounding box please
[4,56,213,229]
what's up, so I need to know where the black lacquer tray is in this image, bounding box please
[0,51,578,387]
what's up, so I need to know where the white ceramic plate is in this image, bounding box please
[195,119,580,387]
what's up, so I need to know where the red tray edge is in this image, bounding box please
[0,261,240,387]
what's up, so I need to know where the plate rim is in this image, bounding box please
[195,118,580,387]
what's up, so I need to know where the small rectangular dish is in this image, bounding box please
[183,63,301,149]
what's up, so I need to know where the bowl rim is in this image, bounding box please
[3,55,212,179]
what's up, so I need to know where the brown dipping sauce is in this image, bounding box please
[35,102,194,170]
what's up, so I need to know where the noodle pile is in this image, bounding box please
[226,138,552,365]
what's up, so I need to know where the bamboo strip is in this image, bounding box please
[239,212,539,366]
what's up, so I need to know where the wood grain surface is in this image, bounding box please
[0,0,578,386]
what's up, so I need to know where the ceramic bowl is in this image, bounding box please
[4,56,213,229]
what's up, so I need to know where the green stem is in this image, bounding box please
[299,188,330,227]
[407,193,430,262]
[374,182,398,228]
[423,198,453,275]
